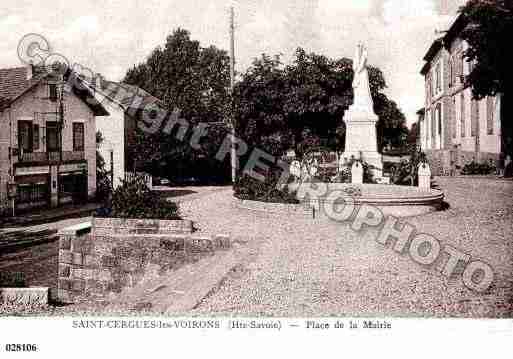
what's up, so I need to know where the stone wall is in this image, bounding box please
[426,149,501,176]
[57,218,230,303]
[235,199,312,217]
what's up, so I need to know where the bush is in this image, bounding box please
[97,175,180,220]
[96,131,113,203]
[234,169,299,204]
[461,160,496,175]
[331,158,375,184]
[390,148,427,186]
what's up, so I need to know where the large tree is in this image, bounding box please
[123,28,232,183]
[233,48,408,160]
[459,0,513,154]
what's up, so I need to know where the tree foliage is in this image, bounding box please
[459,0,513,155]
[459,0,513,99]
[123,28,232,183]
[233,48,408,160]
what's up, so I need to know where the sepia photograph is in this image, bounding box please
[0,0,512,357]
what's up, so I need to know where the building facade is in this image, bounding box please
[419,15,502,175]
[85,75,160,189]
[0,66,108,215]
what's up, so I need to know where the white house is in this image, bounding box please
[84,75,162,188]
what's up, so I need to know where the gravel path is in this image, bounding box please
[178,178,513,317]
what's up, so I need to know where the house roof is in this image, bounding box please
[0,66,109,116]
[87,76,165,114]
[443,13,468,49]
[420,13,469,75]
[0,67,42,110]
[422,38,444,63]
[420,61,431,76]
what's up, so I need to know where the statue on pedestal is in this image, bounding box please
[341,42,383,180]
[351,42,375,115]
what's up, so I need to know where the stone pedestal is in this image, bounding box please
[418,163,431,190]
[341,108,383,178]
[351,161,363,184]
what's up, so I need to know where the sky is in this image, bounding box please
[0,0,467,126]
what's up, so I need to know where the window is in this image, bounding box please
[431,108,436,142]
[461,93,466,137]
[448,58,453,88]
[33,124,40,150]
[46,121,60,152]
[18,121,33,153]
[73,123,85,151]
[436,104,442,135]
[455,52,464,84]
[452,98,456,138]
[435,62,442,94]
[471,99,478,137]
[49,84,58,101]
[425,109,430,143]
[487,96,494,135]
[17,183,48,204]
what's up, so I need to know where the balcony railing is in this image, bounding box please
[18,151,85,163]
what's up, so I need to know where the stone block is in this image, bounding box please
[85,279,103,293]
[101,255,118,268]
[160,236,184,252]
[59,250,73,265]
[0,288,49,306]
[214,235,231,249]
[72,279,86,292]
[57,289,73,303]
[72,252,83,266]
[97,270,112,282]
[58,278,73,291]
[59,236,72,250]
[111,246,133,259]
[72,268,94,280]
[59,265,71,278]
[84,255,99,268]
[72,237,93,254]
[186,236,214,253]
[418,163,431,190]
[351,161,364,184]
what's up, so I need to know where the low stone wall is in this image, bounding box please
[57,218,230,303]
[426,149,501,176]
[0,288,49,306]
[235,199,312,217]
[92,217,194,235]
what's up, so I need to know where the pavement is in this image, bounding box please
[178,178,513,317]
[0,203,101,228]
[2,180,512,317]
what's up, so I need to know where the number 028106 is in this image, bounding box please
[5,344,38,352]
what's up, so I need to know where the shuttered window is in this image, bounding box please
[487,96,494,135]
[452,98,456,138]
[18,121,33,153]
[471,99,478,137]
[46,122,60,152]
[73,122,85,151]
[461,93,466,137]
[33,124,40,150]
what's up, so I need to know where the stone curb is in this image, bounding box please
[0,287,49,306]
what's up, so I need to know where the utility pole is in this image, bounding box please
[229,6,237,184]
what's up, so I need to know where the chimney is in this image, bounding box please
[26,61,34,80]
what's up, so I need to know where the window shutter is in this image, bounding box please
[33,124,40,150]
[471,99,478,137]
[487,97,494,135]
[461,93,465,138]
